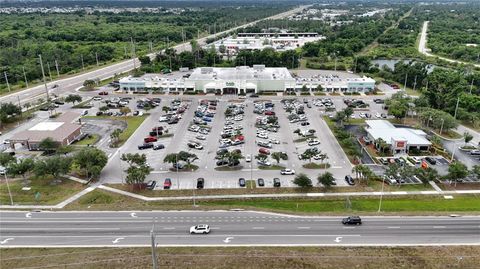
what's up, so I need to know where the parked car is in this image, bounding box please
[342,216,362,225]
[425,157,437,165]
[163,178,172,189]
[216,160,229,166]
[273,178,281,187]
[245,154,252,162]
[146,180,157,190]
[144,137,158,143]
[189,224,210,234]
[98,91,108,95]
[196,178,204,189]
[239,178,246,187]
[280,169,295,175]
[153,144,165,150]
[345,175,355,185]
[259,148,270,155]
[470,150,480,155]
[257,178,265,187]
[138,143,154,150]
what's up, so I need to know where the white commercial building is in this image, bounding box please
[208,32,325,55]
[119,66,375,94]
[365,120,431,154]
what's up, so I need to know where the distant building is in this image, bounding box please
[119,66,376,94]
[365,120,431,154]
[8,112,82,151]
[207,32,325,55]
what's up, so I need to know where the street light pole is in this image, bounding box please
[440,118,444,135]
[38,54,50,101]
[4,173,14,206]
[378,175,385,213]
[3,72,10,92]
[22,66,29,88]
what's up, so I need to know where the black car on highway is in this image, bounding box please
[342,216,362,225]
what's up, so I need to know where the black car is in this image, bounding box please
[216,160,229,166]
[250,94,259,98]
[228,160,240,166]
[239,178,246,187]
[168,118,179,124]
[301,122,310,126]
[273,178,281,187]
[153,144,165,150]
[146,180,156,190]
[345,175,355,186]
[196,178,204,189]
[342,216,362,225]
[425,157,437,165]
[54,100,65,105]
[138,143,154,150]
[257,178,265,187]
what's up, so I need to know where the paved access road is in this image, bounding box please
[1,211,479,247]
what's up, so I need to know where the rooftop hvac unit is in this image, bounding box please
[253,65,265,70]
[201,67,213,74]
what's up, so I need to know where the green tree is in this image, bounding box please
[83,80,96,90]
[0,153,16,167]
[38,137,58,154]
[293,173,312,188]
[447,162,468,185]
[301,148,317,163]
[99,106,110,112]
[255,154,268,163]
[73,147,108,180]
[227,150,243,166]
[120,153,152,185]
[464,132,473,146]
[163,153,179,167]
[34,156,72,178]
[414,167,439,186]
[178,151,198,166]
[7,158,35,183]
[271,152,288,164]
[110,128,122,147]
[65,94,82,105]
[472,165,480,179]
[317,172,335,188]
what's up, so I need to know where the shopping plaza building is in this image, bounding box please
[119,65,375,94]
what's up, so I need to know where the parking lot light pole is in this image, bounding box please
[378,176,385,213]
[4,173,14,205]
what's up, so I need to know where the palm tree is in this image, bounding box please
[163,153,178,167]
[228,151,243,166]
[317,153,328,168]
[162,106,170,114]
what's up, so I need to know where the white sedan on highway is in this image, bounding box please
[190,224,210,234]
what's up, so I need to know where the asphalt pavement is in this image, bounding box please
[1,211,479,247]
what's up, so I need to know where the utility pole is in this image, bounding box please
[95,52,99,66]
[38,54,50,101]
[131,37,136,70]
[4,174,13,206]
[81,54,85,70]
[453,96,460,119]
[54,60,60,77]
[413,75,417,91]
[47,62,53,81]
[150,220,158,269]
[403,73,408,91]
[22,66,29,88]
[3,72,10,92]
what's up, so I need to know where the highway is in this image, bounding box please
[1,211,479,247]
[0,5,309,106]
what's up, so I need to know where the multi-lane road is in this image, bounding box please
[0,5,309,107]
[1,211,479,247]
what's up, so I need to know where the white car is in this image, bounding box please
[159,116,169,122]
[375,113,381,118]
[307,139,320,146]
[257,133,268,139]
[280,169,295,175]
[257,160,271,166]
[190,224,210,234]
[196,135,206,140]
[269,139,280,144]
[245,154,251,162]
[93,97,102,101]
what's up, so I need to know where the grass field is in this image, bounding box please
[2,246,479,269]
[69,189,480,214]
[0,176,84,205]
[302,163,330,169]
[74,134,100,146]
[83,115,147,146]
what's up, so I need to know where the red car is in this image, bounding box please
[164,178,172,189]
[144,136,158,143]
[265,111,275,116]
[98,91,108,95]
[259,148,270,155]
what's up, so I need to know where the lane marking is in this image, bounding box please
[0,238,14,244]
[25,213,32,218]
[334,237,342,243]
[223,237,234,243]
[388,227,401,229]
[130,213,137,218]
[433,226,446,229]
[252,227,265,230]
[297,227,311,230]
[163,227,175,230]
[343,227,356,229]
[112,237,125,244]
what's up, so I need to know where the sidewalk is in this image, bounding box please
[2,183,479,209]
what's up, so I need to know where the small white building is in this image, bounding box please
[365,120,431,154]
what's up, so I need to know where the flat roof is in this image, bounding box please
[365,120,431,146]
[29,122,64,131]
[188,66,294,81]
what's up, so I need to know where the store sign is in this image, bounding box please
[395,141,406,148]
[226,82,235,87]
